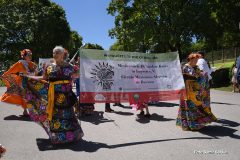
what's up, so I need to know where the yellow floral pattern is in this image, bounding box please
[47,66,52,74]
[34,83,43,90]
[54,121,61,129]
[27,104,33,108]
[57,94,65,104]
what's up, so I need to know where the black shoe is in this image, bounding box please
[139,111,144,115]
[22,113,29,117]
[105,108,114,112]
[118,103,124,107]
[113,103,124,107]
[23,110,29,117]
[144,114,151,118]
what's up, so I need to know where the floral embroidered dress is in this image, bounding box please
[78,103,95,117]
[176,64,217,131]
[25,63,83,144]
[0,60,36,108]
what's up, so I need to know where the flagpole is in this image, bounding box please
[69,50,79,65]
[69,43,85,65]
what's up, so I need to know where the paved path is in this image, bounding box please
[0,88,239,160]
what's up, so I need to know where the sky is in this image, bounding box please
[51,0,116,50]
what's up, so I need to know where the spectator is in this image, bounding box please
[196,51,212,82]
[236,56,240,86]
[231,62,239,92]
[105,103,114,112]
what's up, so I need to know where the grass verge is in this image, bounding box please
[212,85,233,92]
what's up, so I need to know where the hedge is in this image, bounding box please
[211,68,230,88]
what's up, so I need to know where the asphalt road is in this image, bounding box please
[0,87,240,160]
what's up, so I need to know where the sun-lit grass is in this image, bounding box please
[212,85,233,92]
[211,59,235,69]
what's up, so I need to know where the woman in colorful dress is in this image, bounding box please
[25,46,84,144]
[0,49,37,116]
[176,53,217,131]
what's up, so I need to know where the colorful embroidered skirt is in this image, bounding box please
[24,77,84,144]
[176,98,216,131]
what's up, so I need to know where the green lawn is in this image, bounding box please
[212,85,233,92]
[210,59,235,92]
[212,59,235,69]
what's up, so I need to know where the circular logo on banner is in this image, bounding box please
[94,94,106,101]
[90,62,114,91]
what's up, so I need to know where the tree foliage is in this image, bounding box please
[107,0,240,56]
[109,41,124,51]
[68,31,83,57]
[210,0,240,48]
[83,43,104,50]
[0,0,83,61]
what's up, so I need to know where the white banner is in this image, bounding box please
[79,49,185,103]
[38,58,54,68]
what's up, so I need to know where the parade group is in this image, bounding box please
[0,46,239,157]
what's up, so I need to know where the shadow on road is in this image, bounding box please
[79,111,114,125]
[113,104,132,109]
[148,102,178,107]
[216,119,240,127]
[36,138,109,152]
[112,111,134,116]
[211,101,239,106]
[199,125,240,139]
[136,113,175,124]
[36,137,214,152]
[4,115,31,121]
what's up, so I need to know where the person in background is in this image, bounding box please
[236,55,240,86]
[105,103,114,112]
[0,49,38,116]
[131,101,150,118]
[63,48,70,62]
[72,56,95,117]
[196,51,214,121]
[196,51,212,82]
[37,62,47,76]
[231,62,239,92]
[74,56,80,97]
[176,53,217,131]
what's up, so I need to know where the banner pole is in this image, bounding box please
[78,48,82,104]
[69,50,79,65]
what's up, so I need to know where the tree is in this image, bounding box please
[107,0,240,58]
[107,0,210,54]
[68,31,83,57]
[83,43,104,50]
[0,0,74,61]
[210,0,240,48]
[109,41,124,51]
